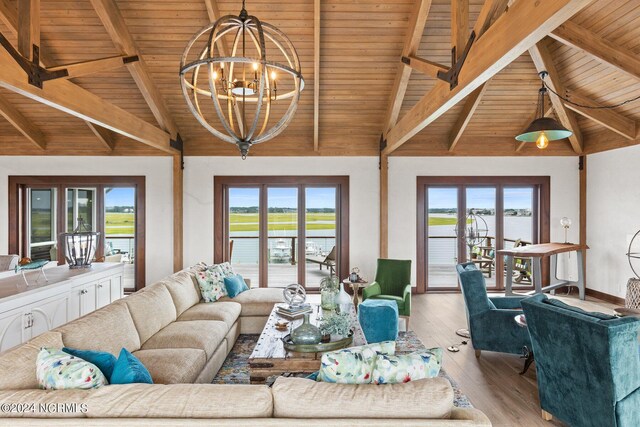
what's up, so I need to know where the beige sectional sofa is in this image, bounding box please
[0,264,491,425]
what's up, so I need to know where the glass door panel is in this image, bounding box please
[427,187,459,289]
[104,187,136,290]
[503,187,535,287]
[228,188,260,285]
[305,187,337,288]
[267,187,298,287]
[28,188,57,261]
[466,187,497,288]
[66,188,97,232]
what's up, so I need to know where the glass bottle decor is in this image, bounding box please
[336,282,352,314]
[291,313,322,345]
[320,276,339,310]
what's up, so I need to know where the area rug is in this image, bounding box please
[212,332,473,408]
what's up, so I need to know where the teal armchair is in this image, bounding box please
[362,259,412,328]
[521,294,640,426]
[455,262,531,358]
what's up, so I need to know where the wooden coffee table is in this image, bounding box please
[248,303,366,384]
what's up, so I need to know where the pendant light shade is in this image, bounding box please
[515,72,572,149]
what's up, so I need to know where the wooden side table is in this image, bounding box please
[342,279,367,311]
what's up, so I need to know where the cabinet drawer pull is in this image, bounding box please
[98,284,103,288]
[80,289,88,295]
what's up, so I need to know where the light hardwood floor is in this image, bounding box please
[411,292,617,427]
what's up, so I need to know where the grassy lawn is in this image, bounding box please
[230,213,335,232]
[428,217,458,226]
[105,212,135,235]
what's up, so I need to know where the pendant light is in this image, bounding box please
[515,71,572,149]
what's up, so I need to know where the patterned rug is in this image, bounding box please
[212,331,473,408]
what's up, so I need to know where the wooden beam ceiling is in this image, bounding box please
[381,0,433,138]
[47,55,138,80]
[550,20,640,81]
[89,0,179,138]
[403,56,447,79]
[383,0,595,156]
[528,40,583,154]
[313,0,320,151]
[448,0,509,151]
[86,122,115,151]
[451,0,468,62]
[0,94,45,149]
[564,92,636,140]
[0,45,175,153]
[17,0,38,61]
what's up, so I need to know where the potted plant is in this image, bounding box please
[318,312,353,342]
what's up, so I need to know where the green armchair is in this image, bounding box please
[362,259,412,328]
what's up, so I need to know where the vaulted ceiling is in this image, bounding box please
[0,0,638,156]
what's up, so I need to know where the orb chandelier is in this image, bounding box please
[180,1,304,158]
[515,71,572,149]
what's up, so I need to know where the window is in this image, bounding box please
[214,177,349,289]
[417,177,550,293]
[9,177,145,291]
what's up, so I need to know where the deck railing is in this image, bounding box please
[229,235,335,265]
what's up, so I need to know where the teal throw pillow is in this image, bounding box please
[224,274,249,298]
[63,347,117,380]
[110,348,153,384]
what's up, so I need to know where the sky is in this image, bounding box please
[105,188,135,207]
[229,187,336,209]
[429,187,534,210]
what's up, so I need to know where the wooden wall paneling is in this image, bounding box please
[89,0,179,138]
[0,94,45,149]
[380,153,388,258]
[448,81,489,151]
[528,40,583,154]
[550,20,640,81]
[172,154,183,272]
[381,0,433,138]
[383,0,596,155]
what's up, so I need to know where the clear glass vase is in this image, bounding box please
[320,276,339,311]
[291,313,322,345]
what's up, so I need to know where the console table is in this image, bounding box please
[498,243,588,300]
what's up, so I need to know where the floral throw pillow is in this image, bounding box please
[372,348,443,384]
[317,341,396,384]
[36,348,107,390]
[216,262,235,278]
[196,265,227,302]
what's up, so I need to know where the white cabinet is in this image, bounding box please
[0,263,124,352]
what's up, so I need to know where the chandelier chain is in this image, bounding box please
[541,80,640,110]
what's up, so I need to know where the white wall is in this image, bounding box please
[388,157,581,286]
[587,145,640,298]
[183,157,380,281]
[0,156,174,285]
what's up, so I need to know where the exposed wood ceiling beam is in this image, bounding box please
[383,0,594,156]
[550,20,640,81]
[89,0,179,138]
[0,45,176,153]
[0,0,119,149]
[17,0,38,61]
[563,91,636,140]
[515,106,553,152]
[403,56,447,78]
[448,0,509,151]
[47,55,138,80]
[449,81,490,151]
[0,94,45,149]
[528,40,583,154]
[313,0,320,151]
[451,0,469,62]
[86,121,115,150]
[381,0,433,138]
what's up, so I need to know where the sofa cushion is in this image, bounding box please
[85,383,273,418]
[272,377,453,419]
[37,348,107,390]
[218,287,284,316]
[133,348,206,384]
[124,284,177,344]
[160,270,202,316]
[0,331,64,390]
[177,302,241,331]
[56,301,141,356]
[372,348,443,384]
[141,320,227,358]
[196,265,228,302]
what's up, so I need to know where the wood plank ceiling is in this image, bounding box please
[0,0,638,156]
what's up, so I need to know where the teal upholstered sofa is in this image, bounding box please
[521,294,640,427]
[455,262,531,357]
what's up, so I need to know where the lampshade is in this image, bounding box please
[515,117,573,142]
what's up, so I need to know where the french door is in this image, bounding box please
[417,177,550,293]
[214,177,349,290]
